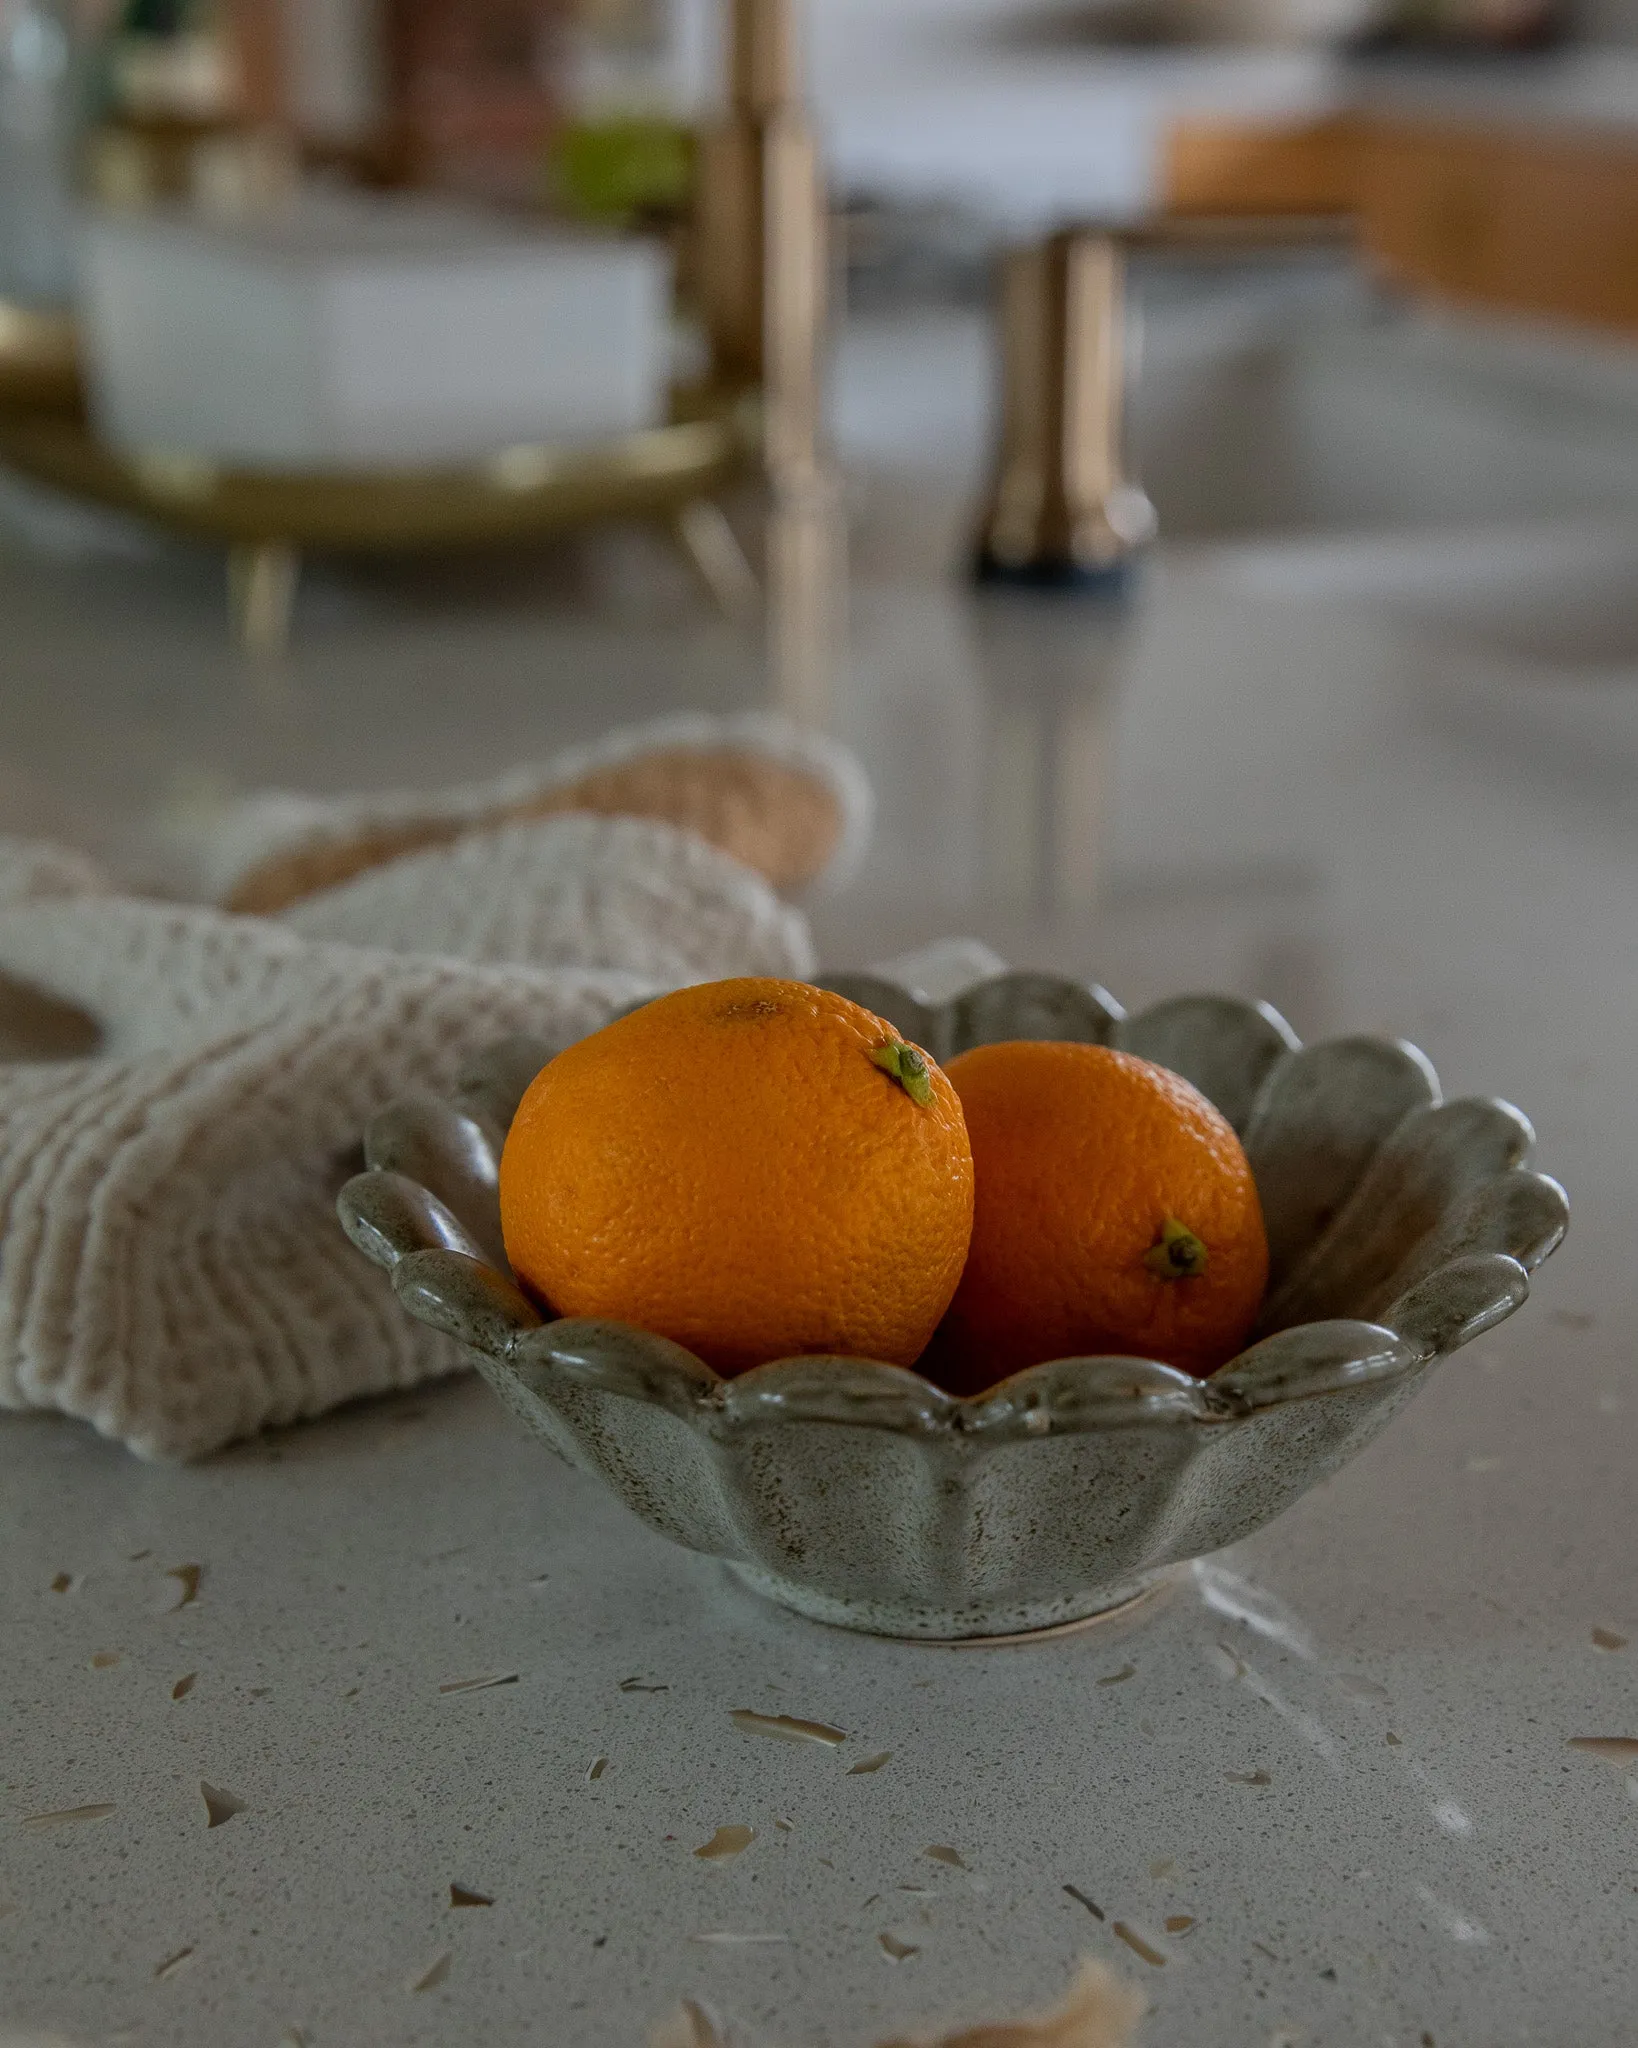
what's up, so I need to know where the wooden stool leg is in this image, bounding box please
[228,542,300,656]
[674,499,761,624]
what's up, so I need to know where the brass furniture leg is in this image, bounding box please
[753,11,839,726]
[695,0,823,407]
[228,541,299,657]
[695,0,839,723]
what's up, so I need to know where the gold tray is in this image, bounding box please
[0,402,749,551]
[0,315,756,648]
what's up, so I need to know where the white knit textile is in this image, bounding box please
[0,730,849,1459]
[0,899,650,1460]
[170,709,876,904]
[280,813,816,982]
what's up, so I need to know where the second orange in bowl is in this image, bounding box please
[932,1039,1268,1392]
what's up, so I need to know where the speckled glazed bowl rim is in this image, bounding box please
[339,969,1569,1438]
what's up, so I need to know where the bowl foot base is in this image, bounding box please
[725,1562,1174,1642]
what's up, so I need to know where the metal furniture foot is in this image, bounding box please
[228,541,300,656]
[674,498,761,624]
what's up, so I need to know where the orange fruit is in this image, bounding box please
[499,977,973,1376]
[931,1040,1268,1390]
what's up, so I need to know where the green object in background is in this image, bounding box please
[554,116,694,223]
[116,0,195,30]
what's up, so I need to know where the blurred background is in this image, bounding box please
[4,0,1638,1002]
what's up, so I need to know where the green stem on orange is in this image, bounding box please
[1144,1219,1208,1280]
[869,1040,935,1107]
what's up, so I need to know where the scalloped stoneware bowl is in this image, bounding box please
[338,970,1566,1640]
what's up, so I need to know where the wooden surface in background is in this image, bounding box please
[1356,119,1638,336]
[1163,116,1363,217]
[1164,109,1638,339]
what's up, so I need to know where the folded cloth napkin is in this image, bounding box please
[0,712,867,1459]
[0,898,647,1460]
[172,709,874,913]
[279,811,815,981]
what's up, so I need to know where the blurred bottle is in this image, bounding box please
[553,0,704,225]
[0,0,78,307]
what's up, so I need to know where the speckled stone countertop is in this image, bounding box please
[5,300,1638,2045]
